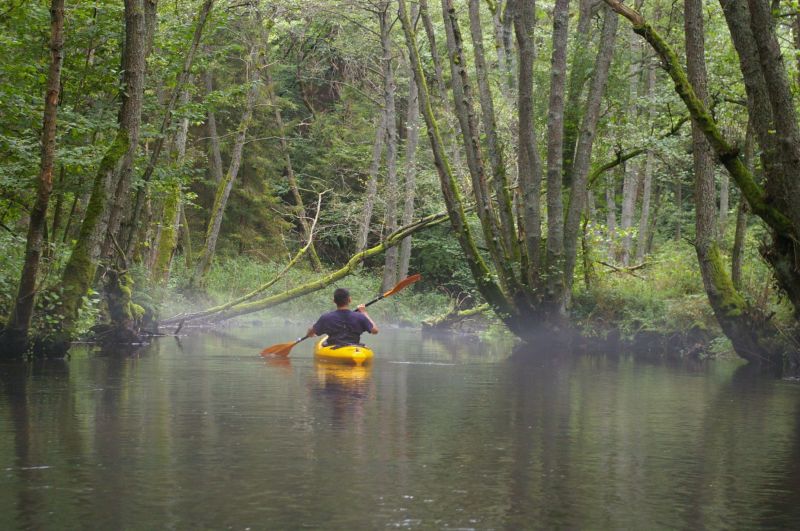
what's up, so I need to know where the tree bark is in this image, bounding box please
[380,3,400,293]
[606,172,617,259]
[512,0,544,287]
[123,0,214,258]
[469,0,517,261]
[543,0,570,302]
[563,0,597,183]
[398,0,515,324]
[3,0,65,357]
[102,0,156,261]
[732,121,754,290]
[563,6,618,303]
[619,29,642,266]
[151,88,190,285]
[356,113,387,254]
[635,58,656,262]
[442,0,516,293]
[204,65,224,184]
[399,53,420,280]
[419,0,446,100]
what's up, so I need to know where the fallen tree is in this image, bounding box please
[160,210,450,327]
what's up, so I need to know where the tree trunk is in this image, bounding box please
[171,211,450,325]
[732,121,754,290]
[192,41,260,285]
[685,0,784,366]
[674,176,682,242]
[42,0,148,356]
[102,0,156,261]
[563,0,597,183]
[512,0,544,287]
[619,30,642,266]
[356,113,387,253]
[398,0,515,324]
[151,88,190,285]
[606,172,617,259]
[3,0,65,357]
[442,0,516,292]
[469,0,517,262]
[380,3,400,293]
[204,65,224,184]
[419,0,446,101]
[635,58,656,262]
[399,53,420,280]
[123,0,214,258]
[563,6,618,303]
[604,0,800,358]
[543,0,570,303]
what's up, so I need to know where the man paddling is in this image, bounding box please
[307,288,379,347]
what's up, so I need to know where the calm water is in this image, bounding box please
[1,325,800,529]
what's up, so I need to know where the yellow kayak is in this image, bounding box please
[314,335,374,366]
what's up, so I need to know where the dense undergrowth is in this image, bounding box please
[572,236,796,359]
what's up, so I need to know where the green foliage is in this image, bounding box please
[161,254,450,325]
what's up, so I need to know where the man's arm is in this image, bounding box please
[356,304,379,334]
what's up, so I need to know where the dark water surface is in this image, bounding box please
[2,326,800,529]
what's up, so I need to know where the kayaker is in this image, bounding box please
[306,288,379,346]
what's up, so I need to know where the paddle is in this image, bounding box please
[260,274,422,358]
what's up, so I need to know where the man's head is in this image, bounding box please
[333,288,350,308]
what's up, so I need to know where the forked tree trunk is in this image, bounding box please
[3,0,65,357]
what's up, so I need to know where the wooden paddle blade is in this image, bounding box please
[260,341,296,358]
[382,273,421,297]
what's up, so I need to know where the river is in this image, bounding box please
[2,326,800,529]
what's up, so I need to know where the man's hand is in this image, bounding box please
[356,304,367,313]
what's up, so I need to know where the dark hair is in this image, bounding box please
[333,288,350,307]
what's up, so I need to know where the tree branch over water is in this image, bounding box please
[160,209,450,326]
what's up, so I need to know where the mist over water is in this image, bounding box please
[2,326,800,529]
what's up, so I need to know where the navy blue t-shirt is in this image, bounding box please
[312,309,373,346]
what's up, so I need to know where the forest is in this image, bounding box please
[1,0,799,373]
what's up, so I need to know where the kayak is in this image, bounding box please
[314,335,374,366]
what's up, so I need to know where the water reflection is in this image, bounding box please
[312,362,373,429]
[1,328,800,529]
